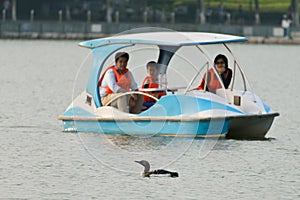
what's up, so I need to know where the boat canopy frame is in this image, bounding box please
[81,32,249,108]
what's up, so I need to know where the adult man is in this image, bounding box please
[98,52,143,114]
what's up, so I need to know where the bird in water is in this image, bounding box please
[135,160,179,178]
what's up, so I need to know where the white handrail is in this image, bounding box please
[103,91,159,106]
[184,62,208,94]
[223,43,257,102]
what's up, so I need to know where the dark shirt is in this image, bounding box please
[220,68,232,89]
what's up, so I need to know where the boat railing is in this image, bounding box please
[184,61,208,94]
[103,91,160,108]
[193,45,224,95]
[223,43,257,103]
[140,86,186,94]
[232,60,247,92]
[184,45,232,104]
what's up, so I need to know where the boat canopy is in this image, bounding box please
[79,32,247,49]
[81,32,247,108]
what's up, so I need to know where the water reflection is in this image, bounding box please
[78,133,199,173]
[78,133,194,153]
[103,134,175,152]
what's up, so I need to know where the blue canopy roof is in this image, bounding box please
[79,32,247,49]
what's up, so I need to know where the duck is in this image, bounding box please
[135,160,179,178]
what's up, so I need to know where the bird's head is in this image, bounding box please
[134,160,150,173]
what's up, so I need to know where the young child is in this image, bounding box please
[141,61,165,107]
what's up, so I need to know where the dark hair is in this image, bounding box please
[214,54,228,68]
[115,52,129,62]
[146,61,157,69]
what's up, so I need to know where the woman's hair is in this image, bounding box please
[115,52,129,62]
[214,54,228,68]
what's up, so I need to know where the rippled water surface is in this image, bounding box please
[0,40,299,199]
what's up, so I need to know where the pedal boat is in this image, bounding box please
[58,31,279,139]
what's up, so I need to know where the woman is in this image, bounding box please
[197,54,232,93]
[98,52,143,114]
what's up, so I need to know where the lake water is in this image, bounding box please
[0,40,299,199]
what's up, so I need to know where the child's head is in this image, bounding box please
[146,61,158,77]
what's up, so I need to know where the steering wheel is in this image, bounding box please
[103,91,159,106]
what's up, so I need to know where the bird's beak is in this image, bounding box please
[134,160,140,164]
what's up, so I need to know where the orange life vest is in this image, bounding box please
[98,66,131,95]
[141,76,165,102]
[197,68,230,93]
